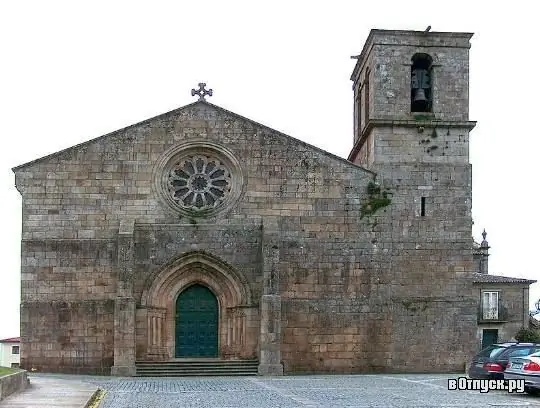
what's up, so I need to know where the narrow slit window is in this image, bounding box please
[421,197,426,216]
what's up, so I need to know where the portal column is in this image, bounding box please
[111,220,137,376]
[258,236,284,375]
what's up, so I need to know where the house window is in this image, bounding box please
[482,291,499,320]
[11,345,19,355]
[11,363,19,368]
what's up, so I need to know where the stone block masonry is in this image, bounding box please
[0,371,28,401]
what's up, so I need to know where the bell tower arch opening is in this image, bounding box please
[411,53,433,113]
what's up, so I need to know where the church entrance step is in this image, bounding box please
[135,359,259,377]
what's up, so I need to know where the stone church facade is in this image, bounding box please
[13,29,478,375]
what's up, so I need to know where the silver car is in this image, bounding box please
[504,350,540,395]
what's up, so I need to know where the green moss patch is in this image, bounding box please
[360,181,392,219]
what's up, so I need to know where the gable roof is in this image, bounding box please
[472,273,537,285]
[0,337,20,343]
[11,100,374,176]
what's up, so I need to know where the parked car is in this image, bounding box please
[468,342,540,380]
[505,350,540,395]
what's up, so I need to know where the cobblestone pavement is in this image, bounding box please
[17,374,540,408]
[81,374,540,408]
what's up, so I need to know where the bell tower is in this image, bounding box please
[348,28,475,168]
[347,28,476,239]
[347,29,478,371]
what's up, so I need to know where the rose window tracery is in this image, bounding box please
[154,141,243,218]
[167,155,232,211]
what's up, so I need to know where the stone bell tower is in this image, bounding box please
[348,29,478,371]
[348,28,476,168]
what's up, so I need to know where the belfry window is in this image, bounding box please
[364,68,370,126]
[411,53,433,113]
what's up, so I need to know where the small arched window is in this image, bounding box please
[411,53,433,112]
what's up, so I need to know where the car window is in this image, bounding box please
[506,348,532,358]
[477,345,507,358]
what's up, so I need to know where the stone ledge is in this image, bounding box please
[0,370,29,401]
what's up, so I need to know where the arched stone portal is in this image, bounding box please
[139,251,256,360]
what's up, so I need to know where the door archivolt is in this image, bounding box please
[141,251,252,310]
[140,251,252,359]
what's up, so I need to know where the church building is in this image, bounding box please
[13,28,478,375]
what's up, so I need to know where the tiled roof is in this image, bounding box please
[472,273,537,284]
[0,337,20,343]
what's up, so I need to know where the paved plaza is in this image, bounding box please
[3,373,540,408]
[0,375,97,407]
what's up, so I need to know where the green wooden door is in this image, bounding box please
[175,284,219,357]
[482,329,498,350]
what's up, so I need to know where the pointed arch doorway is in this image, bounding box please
[175,284,219,357]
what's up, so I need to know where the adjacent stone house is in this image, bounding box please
[13,28,480,375]
[473,231,536,349]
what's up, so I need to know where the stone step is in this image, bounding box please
[136,365,259,370]
[135,371,258,377]
[135,359,259,377]
[136,365,258,371]
[136,360,258,366]
[135,363,258,369]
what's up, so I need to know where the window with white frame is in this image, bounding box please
[11,345,19,355]
[482,291,499,320]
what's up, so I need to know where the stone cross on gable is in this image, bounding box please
[191,83,213,101]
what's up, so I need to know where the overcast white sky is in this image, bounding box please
[0,1,539,340]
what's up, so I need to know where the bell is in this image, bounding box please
[413,88,427,103]
[412,88,429,112]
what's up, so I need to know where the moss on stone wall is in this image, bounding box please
[413,113,433,121]
[360,181,391,219]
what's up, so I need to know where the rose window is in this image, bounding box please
[167,155,231,211]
